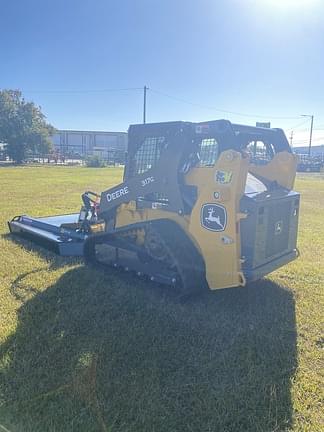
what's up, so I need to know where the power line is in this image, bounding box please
[21,87,143,94]
[150,88,301,120]
[8,85,322,125]
[293,138,324,144]
[310,137,324,142]
[292,128,324,132]
[287,118,311,131]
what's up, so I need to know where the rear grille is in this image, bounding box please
[265,201,291,258]
[240,190,299,271]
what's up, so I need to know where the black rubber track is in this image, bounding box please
[83,219,207,298]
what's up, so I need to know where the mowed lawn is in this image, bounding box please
[0,166,323,432]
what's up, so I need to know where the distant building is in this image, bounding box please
[51,130,127,161]
[293,145,324,157]
[0,142,6,161]
[293,145,324,172]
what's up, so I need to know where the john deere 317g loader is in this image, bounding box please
[9,120,300,295]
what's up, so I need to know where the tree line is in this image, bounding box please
[0,89,55,163]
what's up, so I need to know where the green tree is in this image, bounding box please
[85,154,106,167]
[0,89,56,163]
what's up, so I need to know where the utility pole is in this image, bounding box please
[308,115,314,157]
[301,114,314,157]
[289,131,294,148]
[143,85,148,124]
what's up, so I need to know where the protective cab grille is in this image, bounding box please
[240,190,299,271]
[129,136,165,177]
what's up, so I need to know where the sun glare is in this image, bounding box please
[264,0,318,7]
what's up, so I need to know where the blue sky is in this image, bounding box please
[1,0,324,146]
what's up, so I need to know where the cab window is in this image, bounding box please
[131,136,165,175]
[198,138,219,167]
[245,140,274,164]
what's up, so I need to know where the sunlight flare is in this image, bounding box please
[263,0,319,8]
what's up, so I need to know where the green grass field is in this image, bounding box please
[0,166,323,432]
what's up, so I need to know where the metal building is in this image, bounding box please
[51,130,127,161]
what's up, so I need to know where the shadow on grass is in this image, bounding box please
[0,266,297,432]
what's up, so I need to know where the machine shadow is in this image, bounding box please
[0,266,297,432]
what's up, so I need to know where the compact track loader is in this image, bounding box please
[9,120,300,295]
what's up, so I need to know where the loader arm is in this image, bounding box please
[232,124,298,189]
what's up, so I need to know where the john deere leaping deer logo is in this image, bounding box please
[201,204,227,232]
